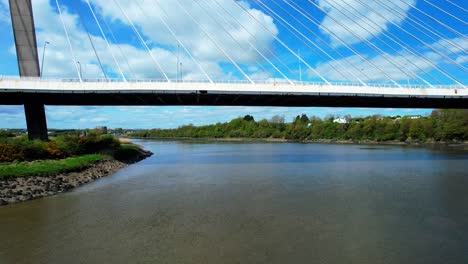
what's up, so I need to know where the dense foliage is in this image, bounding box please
[128,109,467,142]
[0,135,120,163]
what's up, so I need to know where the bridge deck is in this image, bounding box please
[0,79,466,108]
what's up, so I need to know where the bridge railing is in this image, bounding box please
[0,75,465,89]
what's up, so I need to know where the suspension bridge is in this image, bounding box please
[0,0,466,140]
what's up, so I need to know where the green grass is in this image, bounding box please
[0,154,108,179]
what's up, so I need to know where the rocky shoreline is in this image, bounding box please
[0,149,152,206]
[0,160,126,206]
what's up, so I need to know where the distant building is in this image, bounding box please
[407,115,422,120]
[94,126,108,134]
[333,118,348,124]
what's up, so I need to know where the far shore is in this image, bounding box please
[128,136,468,149]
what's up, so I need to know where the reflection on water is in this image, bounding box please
[0,141,467,264]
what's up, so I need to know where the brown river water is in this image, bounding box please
[0,140,467,264]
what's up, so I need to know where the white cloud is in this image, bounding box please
[26,0,278,80]
[456,55,468,64]
[310,51,437,82]
[79,117,109,123]
[317,0,415,46]
[309,34,468,83]
[431,37,468,55]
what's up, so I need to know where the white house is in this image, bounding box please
[333,118,348,124]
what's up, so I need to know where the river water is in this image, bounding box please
[0,140,467,264]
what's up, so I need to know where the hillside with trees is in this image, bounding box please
[127,109,467,143]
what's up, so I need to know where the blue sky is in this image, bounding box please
[0,0,466,129]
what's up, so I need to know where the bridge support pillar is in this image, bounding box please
[24,103,48,141]
[9,0,48,140]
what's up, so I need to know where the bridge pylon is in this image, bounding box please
[9,0,48,140]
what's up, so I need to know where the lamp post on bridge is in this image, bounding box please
[77,61,82,80]
[176,44,180,82]
[404,63,410,86]
[179,62,183,81]
[298,49,302,83]
[40,41,50,77]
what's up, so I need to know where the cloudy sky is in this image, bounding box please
[0,0,466,129]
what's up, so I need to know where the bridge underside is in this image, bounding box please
[0,92,465,108]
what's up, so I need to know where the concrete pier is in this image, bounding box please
[9,0,48,140]
[24,103,48,141]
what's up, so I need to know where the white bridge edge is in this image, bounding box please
[0,79,466,98]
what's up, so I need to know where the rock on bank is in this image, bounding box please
[0,160,127,206]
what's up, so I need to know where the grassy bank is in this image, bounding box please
[0,154,107,179]
[0,134,152,179]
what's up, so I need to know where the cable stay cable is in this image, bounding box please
[73,1,108,80]
[209,0,294,83]
[395,0,467,41]
[100,16,137,80]
[135,0,214,82]
[55,0,82,82]
[327,0,442,85]
[304,0,403,87]
[283,0,388,84]
[260,0,374,85]
[256,0,353,83]
[211,0,296,78]
[202,0,293,84]
[350,0,467,81]
[387,0,466,54]
[151,0,213,83]
[393,1,466,52]
[85,0,126,81]
[444,0,468,13]
[268,0,375,83]
[351,0,464,86]
[373,0,467,73]
[324,0,437,86]
[306,0,438,86]
[193,0,272,83]
[113,0,170,81]
[420,0,467,25]
[230,0,331,86]
[197,0,282,83]
[173,0,254,83]
[280,0,378,83]
[307,0,414,86]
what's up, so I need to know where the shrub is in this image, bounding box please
[0,144,24,162]
[44,141,65,158]
[0,135,122,162]
[0,130,15,138]
[113,145,140,162]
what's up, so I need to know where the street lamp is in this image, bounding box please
[77,61,82,80]
[40,41,50,77]
[179,62,183,81]
[404,63,410,86]
[298,49,302,83]
[176,44,180,82]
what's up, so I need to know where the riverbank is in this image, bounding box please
[0,142,152,206]
[129,136,468,149]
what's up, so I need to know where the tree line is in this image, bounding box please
[127,109,467,142]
